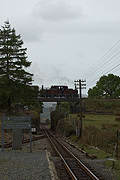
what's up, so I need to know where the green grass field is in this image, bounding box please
[69,113,120,130]
[67,113,120,178]
[83,114,118,130]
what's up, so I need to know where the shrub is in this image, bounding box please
[115,118,120,122]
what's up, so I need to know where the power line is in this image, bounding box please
[86,40,120,88]
[104,63,120,75]
[87,62,120,88]
[92,50,120,75]
[86,48,120,81]
[88,54,120,85]
[85,40,120,81]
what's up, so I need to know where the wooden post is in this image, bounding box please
[30,128,32,153]
[116,130,119,159]
[12,129,23,150]
[1,114,5,152]
[30,118,32,153]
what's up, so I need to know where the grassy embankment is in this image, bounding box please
[66,113,117,155]
[65,113,120,178]
[56,99,120,178]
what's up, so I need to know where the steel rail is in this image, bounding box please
[45,130,77,180]
[45,130,100,180]
[57,138,99,180]
[0,135,45,148]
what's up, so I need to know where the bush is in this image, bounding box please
[115,118,120,122]
[64,124,75,137]
[50,111,65,130]
[80,126,116,154]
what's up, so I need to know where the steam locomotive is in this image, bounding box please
[40,85,78,98]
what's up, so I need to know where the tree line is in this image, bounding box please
[0,21,42,113]
[88,74,120,98]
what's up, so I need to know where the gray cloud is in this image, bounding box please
[49,65,74,85]
[42,21,120,36]
[1,0,120,94]
[30,63,74,88]
[33,0,82,22]
[15,18,43,43]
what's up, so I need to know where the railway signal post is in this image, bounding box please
[74,79,86,137]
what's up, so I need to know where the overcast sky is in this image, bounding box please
[0,0,120,94]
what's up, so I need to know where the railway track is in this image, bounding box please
[43,129,100,180]
[0,134,45,149]
[1,128,110,179]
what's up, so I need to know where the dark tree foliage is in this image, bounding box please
[88,74,120,98]
[22,85,43,112]
[50,110,65,130]
[0,21,33,110]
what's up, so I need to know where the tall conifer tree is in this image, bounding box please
[0,21,33,111]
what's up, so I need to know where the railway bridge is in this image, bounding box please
[38,97,79,102]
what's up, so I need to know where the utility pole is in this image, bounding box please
[74,79,86,137]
